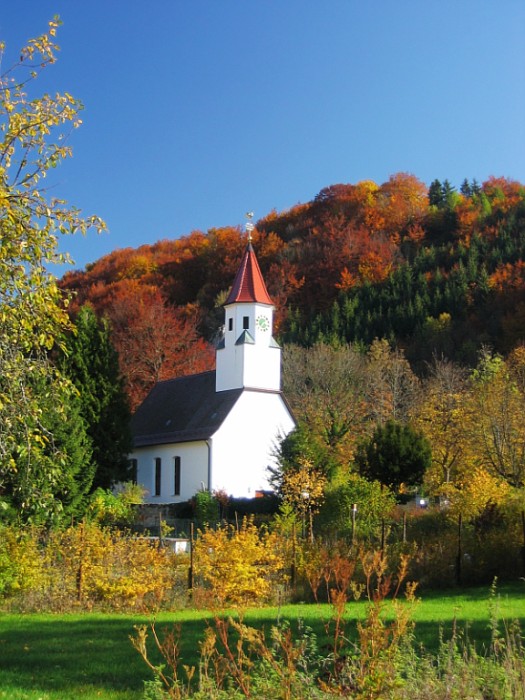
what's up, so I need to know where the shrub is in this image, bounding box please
[132,550,418,699]
[318,472,397,542]
[86,482,145,528]
[0,525,43,597]
[193,517,287,608]
[0,522,185,611]
[193,490,219,528]
[133,561,525,700]
[43,522,180,610]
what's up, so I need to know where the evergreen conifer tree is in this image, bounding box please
[355,420,431,494]
[60,306,132,490]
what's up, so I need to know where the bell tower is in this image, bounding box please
[215,221,281,393]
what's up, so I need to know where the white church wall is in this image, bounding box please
[210,390,295,498]
[242,344,281,391]
[215,343,243,392]
[132,441,209,504]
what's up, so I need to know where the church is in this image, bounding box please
[129,236,296,504]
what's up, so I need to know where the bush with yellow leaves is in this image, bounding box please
[42,522,181,611]
[0,525,43,597]
[193,517,286,608]
[0,522,186,612]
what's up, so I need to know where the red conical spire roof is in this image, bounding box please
[225,243,273,305]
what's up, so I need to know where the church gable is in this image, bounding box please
[208,388,296,497]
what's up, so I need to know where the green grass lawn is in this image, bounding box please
[1,582,524,700]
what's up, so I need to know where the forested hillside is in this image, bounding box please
[6,17,525,570]
[60,173,525,406]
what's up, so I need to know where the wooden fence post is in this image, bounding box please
[521,510,525,574]
[455,513,463,586]
[76,520,85,603]
[290,523,296,590]
[188,521,194,593]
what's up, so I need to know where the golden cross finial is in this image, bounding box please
[245,211,254,242]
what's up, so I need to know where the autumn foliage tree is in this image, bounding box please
[469,350,525,489]
[107,284,214,409]
[0,19,104,522]
[414,354,515,519]
[280,457,327,542]
[413,358,472,499]
[282,342,368,467]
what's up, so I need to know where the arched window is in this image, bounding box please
[174,456,181,496]
[154,458,161,496]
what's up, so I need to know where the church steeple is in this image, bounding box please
[224,243,273,306]
[215,230,281,393]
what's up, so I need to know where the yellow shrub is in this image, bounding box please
[43,523,179,611]
[0,526,44,597]
[193,518,286,607]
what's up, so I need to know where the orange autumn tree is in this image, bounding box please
[107,284,214,409]
[281,457,327,543]
[373,173,428,239]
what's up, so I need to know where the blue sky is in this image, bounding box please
[2,1,524,271]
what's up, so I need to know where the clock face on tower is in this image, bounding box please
[256,314,270,332]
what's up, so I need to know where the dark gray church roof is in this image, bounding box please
[131,370,243,448]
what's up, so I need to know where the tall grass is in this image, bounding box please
[130,561,525,700]
[1,582,524,699]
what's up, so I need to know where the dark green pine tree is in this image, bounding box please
[45,382,96,520]
[441,180,457,209]
[60,306,133,490]
[355,420,431,494]
[470,179,481,196]
[428,179,444,207]
[460,178,472,198]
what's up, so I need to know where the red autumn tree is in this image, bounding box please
[107,285,214,410]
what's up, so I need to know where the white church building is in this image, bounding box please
[129,238,296,503]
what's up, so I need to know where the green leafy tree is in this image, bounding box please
[318,472,396,541]
[0,19,105,521]
[355,420,431,494]
[60,306,132,489]
[1,373,94,524]
[269,421,335,495]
